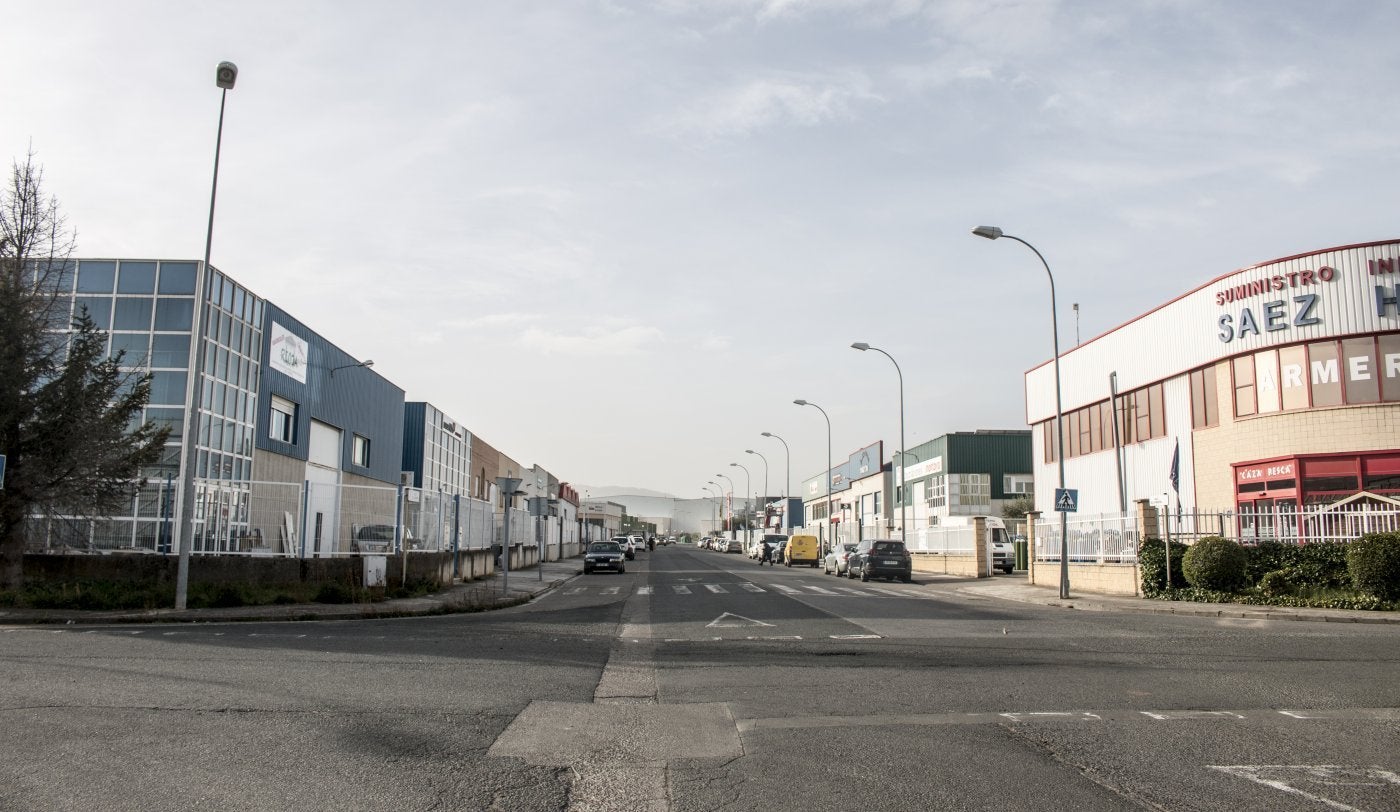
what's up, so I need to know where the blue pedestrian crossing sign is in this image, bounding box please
[1054,488,1078,513]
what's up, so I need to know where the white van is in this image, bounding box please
[937,516,1015,574]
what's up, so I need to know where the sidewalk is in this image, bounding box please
[955,578,1400,625]
[0,559,584,626]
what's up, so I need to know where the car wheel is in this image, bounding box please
[860,567,869,583]
[618,565,625,574]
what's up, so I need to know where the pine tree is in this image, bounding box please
[0,151,168,590]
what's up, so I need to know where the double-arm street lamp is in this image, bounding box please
[745,449,769,533]
[760,432,791,531]
[794,399,834,556]
[715,473,736,536]
[973,225,1070,599]
[851,342,906,543]
[730,462,752,546]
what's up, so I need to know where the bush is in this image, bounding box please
[1182,536,1248,591]
[1347,532,1400,600]
[1246,540,1350,589]
[1257,569,1295,598]
[1137,537,1188,597]
[313,583,354,604]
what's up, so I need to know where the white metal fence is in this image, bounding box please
[1166,504,1400,545]
[25,478,604,558]
[1033,512,1140,564]
[907,525,976,555]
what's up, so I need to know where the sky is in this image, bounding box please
[4,0,1398,500]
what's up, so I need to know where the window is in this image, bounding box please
[1233,356,1257,417]
[269,396,297,444]
[1190,365,1220,428]
[1004,474,1034,495]
[352,435,371,467]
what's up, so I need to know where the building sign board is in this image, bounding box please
[268,322,309,384]
[1236,461,1296,484]
[904,456,944,481]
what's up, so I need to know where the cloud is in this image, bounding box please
[663,71,882,139]
[521,323,665,356]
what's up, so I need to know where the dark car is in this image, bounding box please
[848,539,913,583]
[584,541,627,574]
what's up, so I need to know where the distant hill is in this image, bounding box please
[576,485,677,500]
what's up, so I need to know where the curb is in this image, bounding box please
[957,586,1400,625]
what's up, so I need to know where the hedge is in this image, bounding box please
[1347,532,1400,601]
[1182,537,1249,591]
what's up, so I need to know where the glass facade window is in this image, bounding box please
[352,435,371,467]
[117,262,157,294]
[154,298,194,331]
[157,262,197,295]
[1229,336,1398,417]
[113,297,153,331]
[76,261,116,293]
[1255,350,1281,414]
[150,334,190,368]
[1308,340,1343,407]
[1190,365,1220,428]
[148,371,188,405]
[109,333,150,365]
[74,296,112,330]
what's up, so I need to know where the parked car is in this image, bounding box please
[823,542,859,575]
[848,539,913,582]
[628,535,646,555]
[724,538,744,554]
[783,534,820,567]
[610,536,635,560]
[583,541,626,574]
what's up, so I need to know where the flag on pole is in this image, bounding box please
[1169,439,1180,495]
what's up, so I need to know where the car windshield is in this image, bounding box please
[591,543,622,553]
[872,542,906,554]
[842,543,858,552]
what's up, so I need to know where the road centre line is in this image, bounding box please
[740,707,1400,733]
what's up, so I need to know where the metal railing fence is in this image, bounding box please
[907,525,976,555]
[1033,511,1139,564]
[1166,504,1400,545]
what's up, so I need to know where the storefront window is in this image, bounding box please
[1342,337,1380,404]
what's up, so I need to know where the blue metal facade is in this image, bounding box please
[255,303,405,484]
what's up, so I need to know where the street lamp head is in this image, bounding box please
[793,399,808,406]
[850,342,870,351]
[761,431,773,437]
[972,225,1003,240]
[215,61,238,90]
[729,462,740,468]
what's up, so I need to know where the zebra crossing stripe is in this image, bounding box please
[601,586,621,595]
[804,586,838,595]
[637,586,653,595]
[704,584,728,594]
[833,587,874,596]
[770,584,800,593]
[565,587,586,595]
[865,588,905,596]
[741,584,765,592]
[673,586,691,594]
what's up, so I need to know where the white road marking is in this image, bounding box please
[637,586,653,595]
[564,587,586,595]
[601,586,621,595]
[804,586,838,595]
[832,587,874,596]
[865,587,906,596]
[741,583,765,592]
[1141,711,1244,720]
[1000,712,1102,723]
[769,584,800,593]
[704,584,728,594]
[707,613,774,628]
[830,634,882,640]
[673,586,691,594]
[1209,766,1400,812]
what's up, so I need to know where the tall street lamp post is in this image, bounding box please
[851,342,906,543]
[176,60,238,612]
[730,462,752,547]
[794,399,834,557]
[745,449,769,533]
[973,225,1070,599]
[705,482,723,535]
[715,473,736,537]
[760,432,791,531]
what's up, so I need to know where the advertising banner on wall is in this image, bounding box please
[269,322,309,384]
[848,441,884,480]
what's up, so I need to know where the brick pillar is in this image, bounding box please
[1136,499,1158,539]
[973,516,989,578]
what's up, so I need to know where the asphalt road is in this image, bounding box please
[2,543,1397,811]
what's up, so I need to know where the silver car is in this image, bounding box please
[823,542,859,575]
